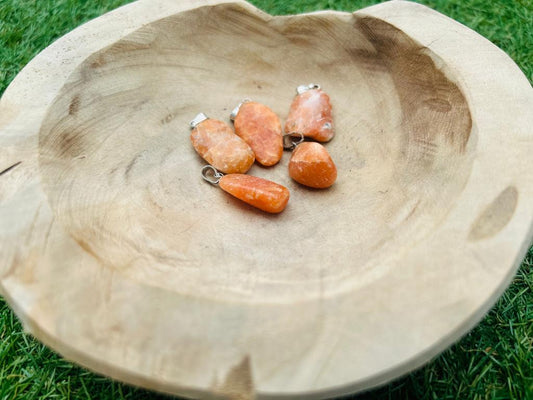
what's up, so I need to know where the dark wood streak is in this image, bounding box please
[69,95,80,115]
[344,48,388,72]
[424,98,453,112]
[58,130,84,158]
[355,17,472,157]
[89,53,107,69]
[0,161,22,176]
[74,237,106,264]
[124,153,142,181]
[213,355,254,400]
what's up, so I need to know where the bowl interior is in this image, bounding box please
[38,4,473,303]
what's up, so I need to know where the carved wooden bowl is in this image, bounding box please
[1,0,532,398]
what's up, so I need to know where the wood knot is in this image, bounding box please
[468,186,518,241]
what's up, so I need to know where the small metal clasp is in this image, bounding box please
[201,165,224,185]
[189,113,209,129]
[296,83,321,95]
[230,98,252,121]
[283,132,305,151]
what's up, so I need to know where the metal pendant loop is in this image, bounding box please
[283,132,305,150]
[230,98,252,121]
[189,113,208,129]
[201,165,224,185]
[296,83,321,95]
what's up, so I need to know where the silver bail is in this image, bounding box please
[201,165,224,185]
[230,98,252,121]
[283,132,305,151]
[296,83,321,94]
[189,112,208,129]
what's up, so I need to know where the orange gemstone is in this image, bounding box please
[233,102,283,166]
[284,89,334,142]
[191,118,255,174]
[219,174,290,213]
[289,142,337,188]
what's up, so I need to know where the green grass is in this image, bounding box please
[1,0,532,399]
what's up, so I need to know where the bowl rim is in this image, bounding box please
[0,0,532,398]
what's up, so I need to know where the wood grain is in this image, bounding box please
[0,0,532,398]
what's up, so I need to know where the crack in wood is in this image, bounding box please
[0,161,22,176]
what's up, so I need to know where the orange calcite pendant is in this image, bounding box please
[232,101,283,167]
[219,174,290,213]
[289,142,337,188]
[190,114,255,174]
[284,85,334,142]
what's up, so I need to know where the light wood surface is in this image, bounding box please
[1,0,532,398]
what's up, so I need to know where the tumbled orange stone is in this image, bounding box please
[219,174,290,213]
[289,142,337,188]
[284,89,334,142]
[191,119,255,174]
[233,102,283,167]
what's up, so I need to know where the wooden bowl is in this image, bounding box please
[1,0,532,398]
